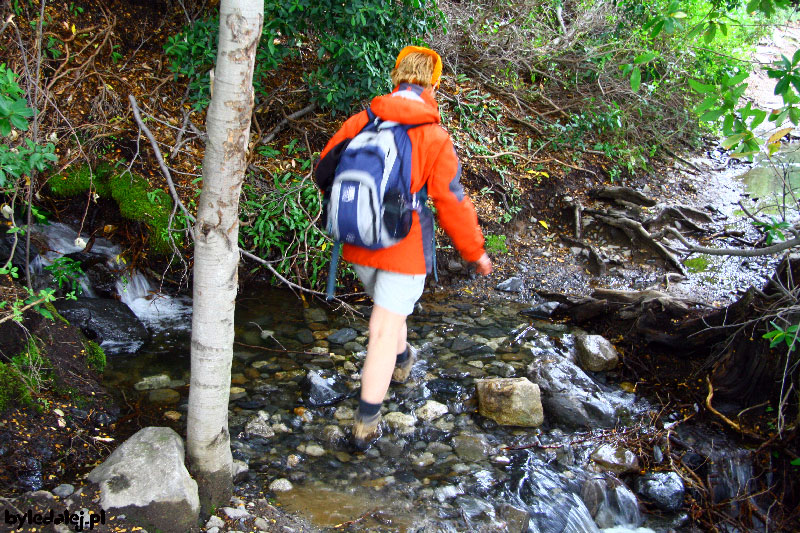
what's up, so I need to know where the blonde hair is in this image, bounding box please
[391,52,436,89]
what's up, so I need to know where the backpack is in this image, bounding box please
[318,108,430,299]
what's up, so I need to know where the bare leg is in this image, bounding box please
[360,304,407,404]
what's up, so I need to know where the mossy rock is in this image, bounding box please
[84,340,106,373]
[108,171,175,254]
[48,163,113,198]
[47,164,180,254]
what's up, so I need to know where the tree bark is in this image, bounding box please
[186,0,262,512]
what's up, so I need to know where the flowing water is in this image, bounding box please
[24,155,784,532]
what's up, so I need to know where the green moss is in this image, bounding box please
[0,363,22,411]
[48,163,113,198]
[108,171,175,254]
[47,164,180,255]
[44,301,70,324]
[84,340,106,373]
[0,338,47,411]
[684,255,711,273]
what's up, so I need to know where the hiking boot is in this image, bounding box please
[352,410,382,451]
[392,343,417,384]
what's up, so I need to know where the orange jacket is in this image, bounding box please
[318,83,485,275]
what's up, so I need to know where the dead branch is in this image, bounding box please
[259,103,316,145]
[705,376,766,440]
[595,186,657,207]
[595,213,687,273]
[666,227,800,257]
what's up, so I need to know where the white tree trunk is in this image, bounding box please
[187,0,263,511]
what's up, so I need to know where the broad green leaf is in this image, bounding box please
[688,79,715,94]
[671,11,687,18]
[721,133,747,149]
[793,48,800,66]
[687,24,704,40]
[700,109,725,122]
[775,76,790,96]
[630,67,641,92]
[746,0,760,13]
[634,52,657,64]
[650,20,665,38]
[790,107,800,125]
[724,71,749,87]
[768,142,781,156]
[704,23,716,43]
[695,96,718,114]
[751,109,768,129]
[719,23,728,36]
[729,150,758,159]
[791,458,800,466]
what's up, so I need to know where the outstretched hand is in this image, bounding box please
[474,253,492,275]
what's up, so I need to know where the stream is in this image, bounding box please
[22,135,799,532]
[24,222,765,533]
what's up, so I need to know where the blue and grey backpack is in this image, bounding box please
[318,108,430,299]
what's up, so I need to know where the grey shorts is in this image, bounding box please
[352,264,426,316]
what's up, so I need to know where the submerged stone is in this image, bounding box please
[302,370,349,406]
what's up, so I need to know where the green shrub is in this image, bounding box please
[485,234,508,255]
[165,1,443,113]
[239,169,329,289]
[0,362,24,411]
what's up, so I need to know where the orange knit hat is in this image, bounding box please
[395,46,443,87]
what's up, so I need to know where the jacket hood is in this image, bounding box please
[369,83,441,125]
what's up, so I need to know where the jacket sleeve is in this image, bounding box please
[425,133,485,263]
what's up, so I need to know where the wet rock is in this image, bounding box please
[529,358,619,428]
[304,308,328,323]
[229,387,247,401]
[521,301,560,319]
[52,483,75,498]
[231,373,248,385]
[452,434,491,462]
[378,438,407,459]
[302,370,349,406]
[55,298,148,354]
[245,411,275,439]
[302,443,326,457]
[384,412,416,435]
[134,374,172,391]
[426,441,453,455]
[87,427,199,533]
[334,405,355,421]
[426,378,463,397]
[591,444,639,474]
[575,334,619,372]
[487,361,516,378]
[476,377,544,427]
[497,277,524,292]
[450,335,477,352]
[497,503,530,533]
[343,341,366,353]
[321,424,346,447]
[148,388,180,405]
[635,471,685,511]
[327,327,358,344]
[269,478,294,492]
[296,329,315,344]
[435,485,462,501]
[416,400,449,421]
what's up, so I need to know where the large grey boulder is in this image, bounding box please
[529,358,621,428]
[476,377,544,427]
[575,334,619,372]
[88,427,199,532]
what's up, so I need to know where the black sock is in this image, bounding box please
[395,347,409,365]
[358,398,381,417]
